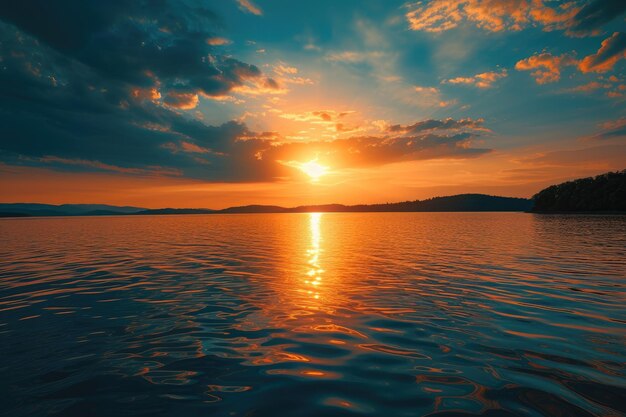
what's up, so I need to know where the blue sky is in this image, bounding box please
[0,0,624,207]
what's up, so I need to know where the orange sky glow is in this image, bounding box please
[0,0,624,208]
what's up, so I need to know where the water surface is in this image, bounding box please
[1,213,625,416]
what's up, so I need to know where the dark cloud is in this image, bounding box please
[579,32,626,73]
[0,2,492,182]
[567,0,626,36]
[387,118,487,135]
[0,0,273,100]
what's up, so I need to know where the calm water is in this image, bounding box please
[1,213,625,417]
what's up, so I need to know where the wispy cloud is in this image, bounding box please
[585,117,626,141]
[325,51,385,63]
[236,0,262,16]
[566,81,609,92]
[443,69,508,88]
[414,86,457,107]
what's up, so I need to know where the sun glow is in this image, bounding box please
[299,159,328,181]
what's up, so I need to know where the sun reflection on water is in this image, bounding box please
[304,213,324,301]
[1,215,626,415]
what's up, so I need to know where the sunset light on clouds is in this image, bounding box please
[1,3,626,416]
[0,0,625,208]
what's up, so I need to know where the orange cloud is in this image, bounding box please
[272,63,314,85]
[206,37,231,46]
[444,69,508,88]
[515,52,578,84]
[414,85,457,107]
[131,87,161,102]
[517,33,626,85]
[406,0,580,33]
[273,64,299,75]
[236,0,262,16]
[387,118,488,135]
[278,110,354,123]
[579,32,626,73]
[232,77,287,96]
[164,92,199,110]
[567,81,610,92]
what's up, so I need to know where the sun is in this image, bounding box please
[299,159,328,181]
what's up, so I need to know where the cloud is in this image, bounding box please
[443,69,508,88]
[414,86,457,107]
[37,156,182,176]
[387,118,488,135]
[278,110,353,123]
[586,118,626,140]
[564,77,625,96]
[231,77,286,96]
[0,3,493,183]
[206,37,232,46]
[566,81,610,92]
[405,0,624,36]
[519,144,626,168]
[163,92,200,110]
[515,52,578,83]
[0,46,493,184]
[516,33,626,84]
[265,127,492,170]
[236,0,263,16]
[566,0,626,36]
[273,63,299,75]
[272,63,314,85]
[325,51,385,63]
[579,32,626,73]
[406,0,574,33]
[0,1,280,112]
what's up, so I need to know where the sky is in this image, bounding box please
[0,0,625,208]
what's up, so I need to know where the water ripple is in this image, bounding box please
[0,213,625,417]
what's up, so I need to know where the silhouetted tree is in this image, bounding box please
[532,170,626,212]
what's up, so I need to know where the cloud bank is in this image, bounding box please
[0,1,493,183]
[406,0,626,36]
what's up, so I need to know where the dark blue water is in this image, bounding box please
[1,213,625,416]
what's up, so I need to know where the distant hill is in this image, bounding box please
[0,203,144,217]
[310,194,530,213]
[0,194,533,218]
[276,194,533,213]
[5,170,625,217]
[220,205,289,214]
[134,208,215,215]
[532,170,626,212]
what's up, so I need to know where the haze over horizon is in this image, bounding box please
[1,0,625,208]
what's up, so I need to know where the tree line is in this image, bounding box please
[532,170,626,212]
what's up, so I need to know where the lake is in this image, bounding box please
[1,213,625,417]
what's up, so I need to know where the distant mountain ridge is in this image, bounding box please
[0,203,144,217]
[0,194,532,217]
